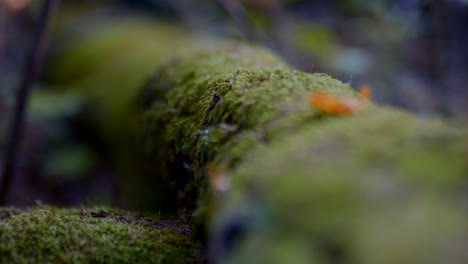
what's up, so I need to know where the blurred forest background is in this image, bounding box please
[0,0,467,210]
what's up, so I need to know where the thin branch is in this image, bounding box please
[214,0,255,42]
[0,0,60,205]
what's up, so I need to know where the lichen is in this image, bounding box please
[0,206,201,263]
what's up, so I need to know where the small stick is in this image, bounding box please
[0,0,60,205]
[214,0,255,42]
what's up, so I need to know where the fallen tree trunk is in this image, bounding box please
[137,43,468,263]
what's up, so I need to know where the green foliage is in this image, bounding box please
[45,17,191,210]
[29,90,83,119]
[43,145,97,179]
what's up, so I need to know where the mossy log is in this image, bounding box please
[0,207,200,263]
[138,44,468,263]
[26,12,468,263]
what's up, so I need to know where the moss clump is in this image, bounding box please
[0,206,201,263]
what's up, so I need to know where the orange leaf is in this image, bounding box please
[308,91,352,115]
[309,85,372,115]
[359,84,372,100]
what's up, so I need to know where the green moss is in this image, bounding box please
[139,44,357,207]
[212,109,468,263]
[293,23,338,57]
[138,43,468,263]
[0,206,201,263]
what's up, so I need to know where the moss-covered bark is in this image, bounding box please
[138,44,468,263]
[0,206,201,263]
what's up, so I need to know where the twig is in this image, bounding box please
[0,0,60,205]
[214,0,255,42]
